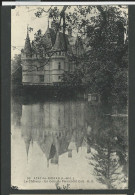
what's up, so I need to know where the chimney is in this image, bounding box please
[24,26,32,57]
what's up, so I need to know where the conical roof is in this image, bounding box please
[24,137,31,162]
[37,135,55,160]
[43,26,56,49]
[24,27,32,54]
[52,31,69,51]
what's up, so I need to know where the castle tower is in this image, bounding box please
[49,30,69,84]
[21,26,40,85]
[53,30,67,51]
[23,26,32,58]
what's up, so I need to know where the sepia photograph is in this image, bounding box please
[11,5,128,190]
[10,194,128,195]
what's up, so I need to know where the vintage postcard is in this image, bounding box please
[10,194,127,195]
[11,4,128,190]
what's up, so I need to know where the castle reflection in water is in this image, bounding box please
[11,93,128,189]
[23,102,87,166]
[12,98,90,166]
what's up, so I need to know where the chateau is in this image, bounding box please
[21,20,126,86]
[21,21,86,86]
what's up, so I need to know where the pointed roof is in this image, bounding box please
[37,135,55,160]
[24,137,31,162]
[52,31,69,51]
[43,27,56,47]
[24,26,32,54]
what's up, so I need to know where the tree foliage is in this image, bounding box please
[85,104,128,189]
[33,6,128,104]
[54,5,128,105]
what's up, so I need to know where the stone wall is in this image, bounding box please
[21,54,74,85]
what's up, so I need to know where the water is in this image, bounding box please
[11,92,128,190]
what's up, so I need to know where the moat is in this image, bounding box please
[11,89,128,190]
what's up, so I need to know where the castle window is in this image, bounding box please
[39,75,44,82]
[58,62,61,70]
[58,76,61,80]
[59,51,61,55]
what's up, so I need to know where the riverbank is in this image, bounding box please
[11,83,87,99]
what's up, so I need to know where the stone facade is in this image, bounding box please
[21,23,84,86]
[21,21,125,86]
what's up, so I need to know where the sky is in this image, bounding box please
[11,6,60,59]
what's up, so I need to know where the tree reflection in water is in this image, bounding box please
[11,93,128,189]
[85,103,128,189]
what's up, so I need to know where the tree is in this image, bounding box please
[34,5,128,104]
[86,109,128,189]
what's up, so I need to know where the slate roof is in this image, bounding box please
[24,32,32,54]
[43,27,56,49]
[52,31,71,52]
[23,26,87,56]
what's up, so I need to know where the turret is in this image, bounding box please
[53,31,63,51]
[22,26,32,58]
[52,30,68,52]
